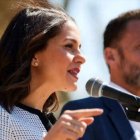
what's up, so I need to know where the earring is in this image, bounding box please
[34,62,38,66]
[32,57,39,67]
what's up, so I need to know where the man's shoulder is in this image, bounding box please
[65,96,118,105]
[62,96,119,110]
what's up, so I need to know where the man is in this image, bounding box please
[61,9,140,140]
[103,8,140,139]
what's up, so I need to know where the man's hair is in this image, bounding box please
[104,9,140,49]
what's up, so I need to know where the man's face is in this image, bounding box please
[115,19,140,88]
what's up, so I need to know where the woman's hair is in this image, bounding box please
[0,3,75,113]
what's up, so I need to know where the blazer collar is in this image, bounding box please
[102,97,135,140]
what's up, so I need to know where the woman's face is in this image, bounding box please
[32,21,85,92]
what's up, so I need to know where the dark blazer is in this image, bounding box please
[61,97,137,140]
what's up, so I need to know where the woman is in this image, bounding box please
[0,3,103,140]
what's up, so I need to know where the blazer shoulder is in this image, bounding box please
[62,96,122,111]
[62,96,105,111]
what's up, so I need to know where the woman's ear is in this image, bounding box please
[31,57,39,67]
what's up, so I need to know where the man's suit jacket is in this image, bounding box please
[61,97,137,140]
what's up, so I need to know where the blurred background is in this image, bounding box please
[1,0,140,114]
[49,0,140,100]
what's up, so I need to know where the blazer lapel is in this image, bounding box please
[102,97,135,140]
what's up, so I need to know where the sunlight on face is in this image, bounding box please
[117,20,140,88]
[32,21,85,93]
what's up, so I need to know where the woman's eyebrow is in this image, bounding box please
[64,38,81,48]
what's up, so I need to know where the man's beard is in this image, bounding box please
[121,60,140,87]
[118,47,140,88]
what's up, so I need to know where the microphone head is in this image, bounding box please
[86,78,103,96]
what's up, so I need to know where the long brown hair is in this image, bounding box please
[0,3,74,113]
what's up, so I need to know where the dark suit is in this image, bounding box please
[61,97,137,140]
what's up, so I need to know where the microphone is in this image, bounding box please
[86,78,140,108]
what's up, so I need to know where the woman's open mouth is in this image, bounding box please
[68,68,80,80]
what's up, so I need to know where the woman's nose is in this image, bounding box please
[73,53,86,64]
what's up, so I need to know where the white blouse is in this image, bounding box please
[0,104,55,140]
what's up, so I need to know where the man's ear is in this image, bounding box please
[104,47,118,65]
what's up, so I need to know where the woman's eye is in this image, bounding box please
[65,44,73,49]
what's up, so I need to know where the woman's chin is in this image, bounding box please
[63,84,77,92]
[68,84,77,92]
